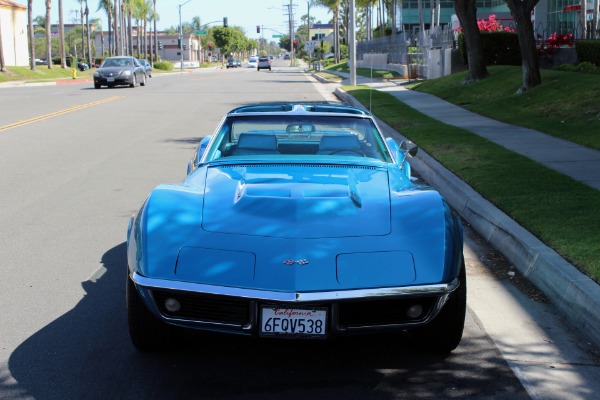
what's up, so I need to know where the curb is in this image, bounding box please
[334,86,600,349]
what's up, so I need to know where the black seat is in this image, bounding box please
[233,133,279,155]
[317,135,363,156]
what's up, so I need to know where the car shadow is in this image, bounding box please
[6,243,528,399]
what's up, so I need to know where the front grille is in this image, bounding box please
[338,297,437,328]
[153,291,250,326]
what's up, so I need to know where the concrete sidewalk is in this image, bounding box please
[318,69,600,350]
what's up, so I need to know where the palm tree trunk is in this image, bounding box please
[85,0,92,66]
[45,0,53,69]
[28,1,35,70]
[0,16,6,72]
[58,0,66,68]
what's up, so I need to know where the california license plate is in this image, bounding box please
[260,306,327,338]
[107,77,115,82]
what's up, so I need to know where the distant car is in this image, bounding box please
[283,53,290,60]
[247,56,259,68]
[126,103,466,353]
[139,59,152,77]
[226,58,237,68]
[77,61,89,71]
[93,56,146,89]
[235,59,242,67]
[257,56,271,71]
[34,58,45,65]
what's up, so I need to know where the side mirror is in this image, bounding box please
[386,138,419,179]
[187,135,212,175]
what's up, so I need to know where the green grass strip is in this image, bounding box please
[411,66,600,151]
[344,85,600,283]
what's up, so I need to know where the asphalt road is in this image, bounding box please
[0,59,597,399]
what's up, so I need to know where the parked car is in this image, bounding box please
[235,59,242,67]
[77,61,89,71]
[283,53,290,60]
[139,59,152,77]
[247,56,259,68]
[226,58,237,68]
[257,55,271,71]
[93,56,146,89]
[126,102,466,352]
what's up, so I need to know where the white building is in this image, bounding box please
[0,0,28,66]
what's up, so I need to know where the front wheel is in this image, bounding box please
[130,75,137,88]
[140,74,146,86]
[127,274,183,351]
[413,258,467,353]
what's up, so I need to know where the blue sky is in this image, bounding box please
[25,0,332,40]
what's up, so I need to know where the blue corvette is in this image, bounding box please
[126,103,466,352]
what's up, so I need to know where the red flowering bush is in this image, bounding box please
[454,14,515,33]
[537,33,575,56]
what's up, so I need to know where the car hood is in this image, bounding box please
[201,163,391,239]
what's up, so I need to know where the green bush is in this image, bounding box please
[458,31,521,66]
[556,61,600,75]
[153,61,173,71]
[575,40,600,66]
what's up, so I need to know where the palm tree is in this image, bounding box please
[85,0,92,66]
[78,0,86,60]
[58,0,66,68]
[97,0,113,56]
[45,0,53,69]
[152,0,157,63]
[0,15,5,72]
[313,0,341,62]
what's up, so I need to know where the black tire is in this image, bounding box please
[94,83,101,89]
[413,258,467,353]
[268,67,271,71]
[140,74,146,86]
[127,274,183,351]
[130,75,136,88]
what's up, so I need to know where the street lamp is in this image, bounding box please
[178,0,192,72]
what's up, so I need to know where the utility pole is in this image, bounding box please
[178,0,191,72]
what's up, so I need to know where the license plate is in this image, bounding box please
[107,77,115,82]
[260,306,327,338]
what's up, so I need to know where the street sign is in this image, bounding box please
[272,34,283,38]
[195,30,208,35]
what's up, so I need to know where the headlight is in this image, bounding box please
[121,70,131,76]
[93,72,99,77]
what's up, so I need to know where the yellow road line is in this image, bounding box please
[0,96,125,132]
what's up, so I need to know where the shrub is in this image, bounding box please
[153,61,173,71]
[576,40,600,66]
[458,31,520,66]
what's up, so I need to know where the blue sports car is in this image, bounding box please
[126,103,466,352]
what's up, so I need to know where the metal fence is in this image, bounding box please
[356,26,456,78]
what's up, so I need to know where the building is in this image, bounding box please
[0,0,28,67]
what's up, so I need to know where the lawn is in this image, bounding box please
[410,66,600,151]
[343,83,600,284]
[0,65,94,83]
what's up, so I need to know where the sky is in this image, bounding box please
[25,0,333,40]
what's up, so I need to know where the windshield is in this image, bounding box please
[204,115,392,162]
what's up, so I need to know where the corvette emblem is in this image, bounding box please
[283,259,309,265]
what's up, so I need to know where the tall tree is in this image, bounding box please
[114,0,120,55]
[152,0,157,63]
[58,0,66,68]
[454,0,487,83]
[85,0,92,65]
[314,0,341,62]
[27,0,36,70]
[45,0,53,69]
[78,0,86,59]
[97,0,114,56]
[504,0,541,92]
[0,13,5,72]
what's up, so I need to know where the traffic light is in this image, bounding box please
[257,25,260,33]
[178,38,182,49]
[223,17,228,27]
[158,41,163,50]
